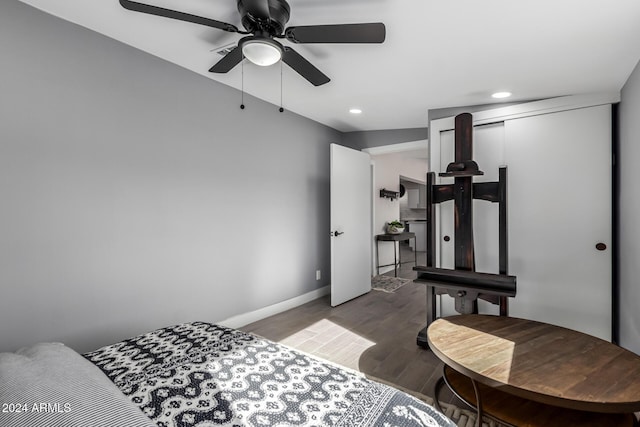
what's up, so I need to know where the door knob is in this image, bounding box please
[595,243,607,251]
[443,235,451,242]
[333,231,344,237]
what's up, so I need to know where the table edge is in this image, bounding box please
[427,315,640,413]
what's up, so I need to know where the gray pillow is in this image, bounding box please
[0,342,154,427]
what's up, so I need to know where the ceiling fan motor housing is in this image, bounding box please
[237,0,291,35]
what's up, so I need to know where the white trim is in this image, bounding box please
[429,92,620,172]
[363,139,428,156]
[370,160,377,277]
[471,92,619,125]
[218,285,330,329]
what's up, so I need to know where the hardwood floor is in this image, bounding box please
[241,244,461,405]
[241,243,640,425]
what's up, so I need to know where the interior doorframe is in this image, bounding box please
[369,161,376,277]
[363,139,429,277]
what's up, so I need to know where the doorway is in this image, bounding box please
[362,140,429,279]
[399,176,427,265]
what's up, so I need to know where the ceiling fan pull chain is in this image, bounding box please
[240,55,245,110]
[279,60,284,113]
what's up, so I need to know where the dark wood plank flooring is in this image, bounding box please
[241,244,461,405]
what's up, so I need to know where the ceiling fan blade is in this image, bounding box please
[119,0,241,33]
[284,22,385,44]
[282,47,330,86]
[209,46,243,73]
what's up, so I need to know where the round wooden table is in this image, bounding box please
[428,315,640,427]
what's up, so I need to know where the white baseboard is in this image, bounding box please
[219,285,330,329]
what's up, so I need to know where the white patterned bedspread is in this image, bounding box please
[84,322,455,427]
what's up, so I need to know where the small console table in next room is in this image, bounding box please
[375,232,416,277]
[428,315,640,427]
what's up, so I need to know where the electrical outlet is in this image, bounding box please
[316,270,321,281]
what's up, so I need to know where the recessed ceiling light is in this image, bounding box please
[492,91,512,99]
[349,108,362,114]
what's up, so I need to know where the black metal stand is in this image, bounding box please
[375,232,417,277]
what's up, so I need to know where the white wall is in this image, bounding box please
[371,153,428,274]
[0,1,341,353]
[619,59,640,354]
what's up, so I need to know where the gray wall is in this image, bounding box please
[0,1,340,353]
[619,59,640,354]
[342,128,428,151]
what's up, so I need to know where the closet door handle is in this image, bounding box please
[595,243,607,251]
[443,235,451,242]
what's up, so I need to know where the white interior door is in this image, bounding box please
[330,144,372,306]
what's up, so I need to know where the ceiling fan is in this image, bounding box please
[119,0,386,86]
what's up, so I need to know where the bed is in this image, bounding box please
[1,322,455,427]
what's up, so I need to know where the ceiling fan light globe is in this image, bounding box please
[242,40,282,66]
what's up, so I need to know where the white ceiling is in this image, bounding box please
[19,0,640,132]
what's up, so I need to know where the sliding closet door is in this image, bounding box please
[505,105,612,340]
[431,103,612,340]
